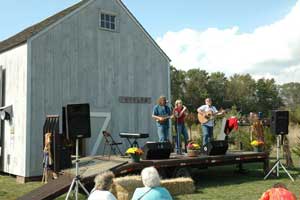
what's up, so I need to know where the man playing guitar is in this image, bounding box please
[197,98,224,145]
[152,96,173,142]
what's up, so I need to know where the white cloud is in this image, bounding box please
[156,1,300,84]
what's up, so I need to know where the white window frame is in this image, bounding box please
[99,10,118,32]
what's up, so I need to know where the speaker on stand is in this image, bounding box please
[264,110,294,182]
[65,103,91,200]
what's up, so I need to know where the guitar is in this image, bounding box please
[198,109,225,124]
[156,115,171,124]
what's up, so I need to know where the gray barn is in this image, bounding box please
[0,0,170,180]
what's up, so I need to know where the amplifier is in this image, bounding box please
[201,140,228,155]
[141,141,172,160]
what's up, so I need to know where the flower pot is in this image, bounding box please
[187,149,199,157]
[253,146,263,152]
[130,154,141,162]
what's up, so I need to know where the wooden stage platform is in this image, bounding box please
[18,151,268,200]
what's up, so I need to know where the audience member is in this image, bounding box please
[132,167,173,200]
[259,183,296,200]
[88,171,117,200]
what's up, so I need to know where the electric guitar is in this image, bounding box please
[198,109,225,124]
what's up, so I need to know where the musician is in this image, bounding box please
[197,98,222,146]
[173,99,188,154]
[152,95,173,142]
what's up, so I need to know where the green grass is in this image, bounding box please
[1,158,300,200]
[0,173,43,200]
[175,163,300,200]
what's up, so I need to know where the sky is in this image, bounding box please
[0,0,299,84]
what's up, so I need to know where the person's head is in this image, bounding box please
[94,171,115,191]
[175,99,183,108]
[273,183,287,189]
[157,96,167,106]
[205,98,212,106]
[141,167,160,187]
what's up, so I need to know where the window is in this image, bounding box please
[100,12,116,31]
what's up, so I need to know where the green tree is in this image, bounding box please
[225,74,256,114]
[280,82,300,107]
[255,78,282,115]
[207,72,227,108]
[184,69,209,112]
[170,66,186,104]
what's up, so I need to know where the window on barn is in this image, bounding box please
[100,12,116,31]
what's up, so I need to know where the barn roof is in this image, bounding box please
[0,0,170,61]
[0,0,89,53]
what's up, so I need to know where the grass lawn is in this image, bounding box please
[1,158,299,200]
[175,163,300,200]
[0,173,43,200]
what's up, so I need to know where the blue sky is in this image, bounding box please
[0,0,299,83]
[0,0,295,40]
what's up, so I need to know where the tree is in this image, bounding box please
[170,66,186,104]
[280,82,300,108]
[225,74,256,114]
[255,78,283,115]
[207,72,227,108]
[184,69,209,112]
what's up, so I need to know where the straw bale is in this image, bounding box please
[161,177,195,196]
[112,175,143,200]
[112,176,195,200]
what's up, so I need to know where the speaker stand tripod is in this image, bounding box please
[65,139,90,200]
[264,135,294,182]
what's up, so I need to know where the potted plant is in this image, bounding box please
[125,147,144,162]
[250,140,264,152]
[187,142,200,157]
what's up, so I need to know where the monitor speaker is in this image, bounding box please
[141,141,171,160]
[201,140,228,155]
[66,103,91,139]
[270,110,289,135]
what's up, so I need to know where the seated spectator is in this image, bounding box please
[88,171,117,200]
[132,166,173,200]
[259,183,296,200]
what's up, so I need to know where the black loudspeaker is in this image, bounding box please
[141,141,172,160]
[66,103,91,139]
[201,140,228,155]
[270,110,289,135]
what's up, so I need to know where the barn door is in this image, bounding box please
[0,66,4,171]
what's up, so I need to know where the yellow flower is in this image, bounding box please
[187,142,200,150]
[126,147,144,155]
[251,140,264,147]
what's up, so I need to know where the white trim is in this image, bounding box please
[25,41,31,176]
[98,10,118,32]
[115,0,171,62]
[29,0,95,41]
[167,62,172,138]
[90,112,111,156]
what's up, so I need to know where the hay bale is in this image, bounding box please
[112,176,195,200]
[112,175,143,200]
[161,177,195,196]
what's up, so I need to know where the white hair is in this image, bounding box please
[94,171,114,190]
[141,167,161,187]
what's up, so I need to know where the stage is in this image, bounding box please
[18,150,268,200]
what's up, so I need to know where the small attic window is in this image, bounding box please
[100,12,116,31]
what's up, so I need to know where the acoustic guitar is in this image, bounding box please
[156,115,171,124]
[198,109,225,124]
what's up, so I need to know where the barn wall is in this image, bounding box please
[28,0,169,176]
[0,44,28,176]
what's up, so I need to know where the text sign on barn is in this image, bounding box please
[119,96,151,104]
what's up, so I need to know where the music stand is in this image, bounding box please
[65,138,90,200]
[264,135,294,182]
